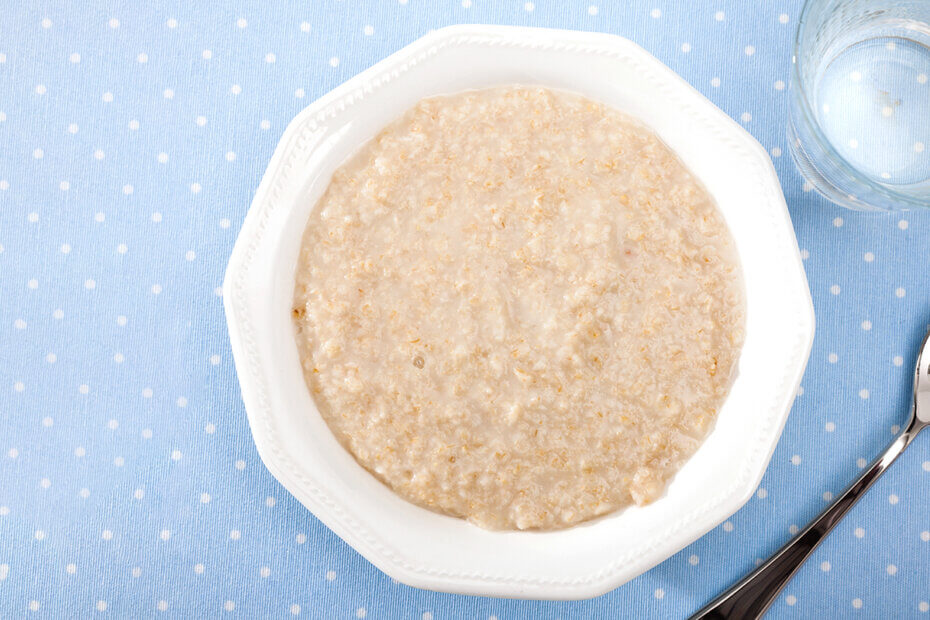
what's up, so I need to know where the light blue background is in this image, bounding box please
[2,1,929,618]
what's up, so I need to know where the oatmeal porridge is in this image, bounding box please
[293,87,745,530]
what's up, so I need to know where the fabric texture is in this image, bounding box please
[1,1,929,617]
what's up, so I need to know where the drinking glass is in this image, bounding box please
[789,0,930,211]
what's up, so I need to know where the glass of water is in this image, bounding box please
[789,0,930,211]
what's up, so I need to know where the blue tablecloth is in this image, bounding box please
[2,1,929,617]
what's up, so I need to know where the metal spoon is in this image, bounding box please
[692,326,930,619]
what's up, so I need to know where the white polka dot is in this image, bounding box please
[42,17,52,28]
[850,71,862,82]
[66,563,76,574]
[295,88,305,98]
[266,497,276,508]
[524,2,534,11]
[14,382,25,392]
[821,560,831,571]
[789,524,799,534]
[142,428,153,439]
[40,477,51,489]
[886,564,897,575]
[132,567,141,578]
[896,287,905,298]
[326,570,337,581]
[823,491,833,501]
[134,488,144,500]
[889,493,899,504]
[848,138,860,149]
[210,354,222,365]
[113,456,124,467]
[922,531,930,542]
[771,146,782,157]
[108,17,119,28]
[151,212,162,223]
[215,287,223,297]
[652,9,663,19]
[102,529,113,540]
[786,594,797,606]
[78,384,89,394]
[791,454,801,465]
[230,529,240,540]
[200,492,211,504]
[296,533,307,544]
[681,43,691,53]
[800,249,810,259]
[235,460,246,470]
[265,53,276,64]
[0,507,8,516]
[857,457,867,468]
[75,447,86,457]
[744,45,756,56]
[160,529,171,541]
[588,5,599,16]
[919,601,929,613]
[35,530,45,540]
[654,589,665,599]
[893,355,904,366]
[260,566,271,578]
[166,17,177,28]
[922,460,930,472]
[68,123,78,133]
[859,389,869,399]
[151,284,162,295]
[137,53,148,63]
[688,554,699,566]
[0,180,8,190]
[29,601,40,612]
[828,353,838,363]
[163,88,175,100]
[42,416,53,426]
[53,309,64,320]
[33,148,44,159]
[803,181,813,192]
[95,211,105,222]
[833,216,843,227]
[102,92,113,103]
[301,22,312,33]
[94,149,105,160]
[756,487,767,499]
[825,421,836,432]
[854,527,865,538]
[8,448,18,458]
[122,184,134,195]
[461,0,472,7]
[15,318,26,329]
[916,142,926,153]
[117,315,127,326]
[830,284,841,295]
[237,18,247,28]
[862,320,872,331]
[260,120,270,130]
[190,183,202,193]
[195,116,207,127]
[919,73,928,84]
[740,112,751,123]
[714,10,724,21]
[142,387,153,398]
[230,84,241,95]
[422,613,432,620]
[171,449,182,461]
[224,601,235,612]
[157,600,168,612]
[157,152,169,163]
[194,563,204,574]
[852,598,862,609]
[225,151,236,162]
[205,423,216,434]
[329,57,340,67]
[863,252,875,262]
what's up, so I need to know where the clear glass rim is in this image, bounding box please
[791,0,930,210]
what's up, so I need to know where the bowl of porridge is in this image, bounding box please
[225,25,814,599]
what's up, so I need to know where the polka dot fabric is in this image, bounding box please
[1,1,929,618]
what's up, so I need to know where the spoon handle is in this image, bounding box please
[690,418,922,620]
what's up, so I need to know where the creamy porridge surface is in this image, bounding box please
[293,87,745,530]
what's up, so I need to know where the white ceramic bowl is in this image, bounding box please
[224,25,815,600]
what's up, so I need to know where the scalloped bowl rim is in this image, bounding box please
[224,25,815,600]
